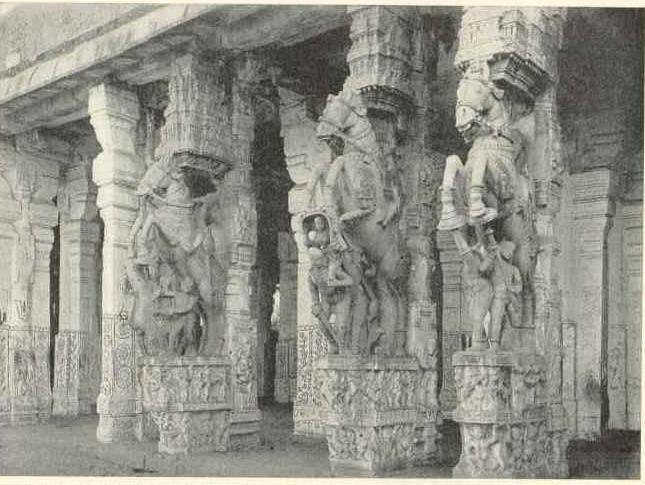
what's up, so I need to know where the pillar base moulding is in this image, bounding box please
[319,355,420,477]
[139,356,232,454]
[0,326,52,426]
[52,330,100,416]
[452,350,567,479]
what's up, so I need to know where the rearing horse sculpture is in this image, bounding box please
[438,76,536,341]
[313,82,408,356]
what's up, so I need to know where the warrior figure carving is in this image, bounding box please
[310,82,407,356]
[438,76,536,348]
[127,154,226,357]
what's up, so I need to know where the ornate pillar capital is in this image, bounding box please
[88,83,143,198]
[455,7,567,101]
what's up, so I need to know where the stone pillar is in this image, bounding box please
[89,83,144,442]
[437,232,466,416]
[279,87,332,437]
[274,231,298,403]
[452,351,549,478]
[319,355,420,476]
[445,6,569,478]
[570,168,615,439]
[0,133,60,426]
[621,201,641,431]
[220,56,262,447]
[347,6,443,462]
[53,149,101,416]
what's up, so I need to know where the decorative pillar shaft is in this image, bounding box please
[53,156,101,416]
[216,56,262,447]
[278,87,332,437]
[274,231,298,403]
[442,6,569,478]
[0,135,59,426]
[89,83,144,442]
[570,168,615,438]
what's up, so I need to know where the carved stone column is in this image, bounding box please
[53,148,101,416]
[274,231,298,403]
[278,87,332,437]
[216,56,262,448]
[452,351,549,478]
[0,133,60,426]
[89,83,144,442]
[620,201,641,432]
[346,6,443,462]
[443,6,569,478]
[569,168,615,439]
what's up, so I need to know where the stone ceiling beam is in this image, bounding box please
[0,5,352,135]
[218,5,349,51]
[0,5,221,107]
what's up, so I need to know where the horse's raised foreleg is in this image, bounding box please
[438,155,467,231]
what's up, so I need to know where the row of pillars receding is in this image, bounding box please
[0,8,639,475]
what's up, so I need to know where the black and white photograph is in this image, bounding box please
[0,2,641,480]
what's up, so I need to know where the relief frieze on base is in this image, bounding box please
[452,350,566,478]
[139,356,232,454]
[0,326,51,425]
[318,355,419,476]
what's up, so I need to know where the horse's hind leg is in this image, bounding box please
[438,155,467,231]
[501,213,534,327]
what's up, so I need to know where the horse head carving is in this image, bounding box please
[455,76,510,143]
[307,82,408,356]
[438,75,536,348]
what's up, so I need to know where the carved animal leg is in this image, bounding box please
[376,276,399,355]
[316,305,339,354]
[488,295,507,349]
[500,213,534,327]
[438,155,467,231]
[201,306,226,356]
[468,277,493,350]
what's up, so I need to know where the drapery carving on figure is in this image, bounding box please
[437,76,536,349]
[309,81,408,356]
[125,154,227,357]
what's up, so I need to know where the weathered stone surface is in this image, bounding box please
[139,356,231,454]
[279,86,331,437]
[0,138,59,426]
[440,6,571,479]
[319,355,419,476]
[274,232,298,403]
[89,83,144,443]
[0,326,52,426]
[53,147,101,416]
[452,350,552,478]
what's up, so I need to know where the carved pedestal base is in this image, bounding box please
[318,355,419,476]
[0,327,52,426]
[452,350,553,478]
[151,409,230,454]
[139,356,232,454]
[413,410,440,465]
